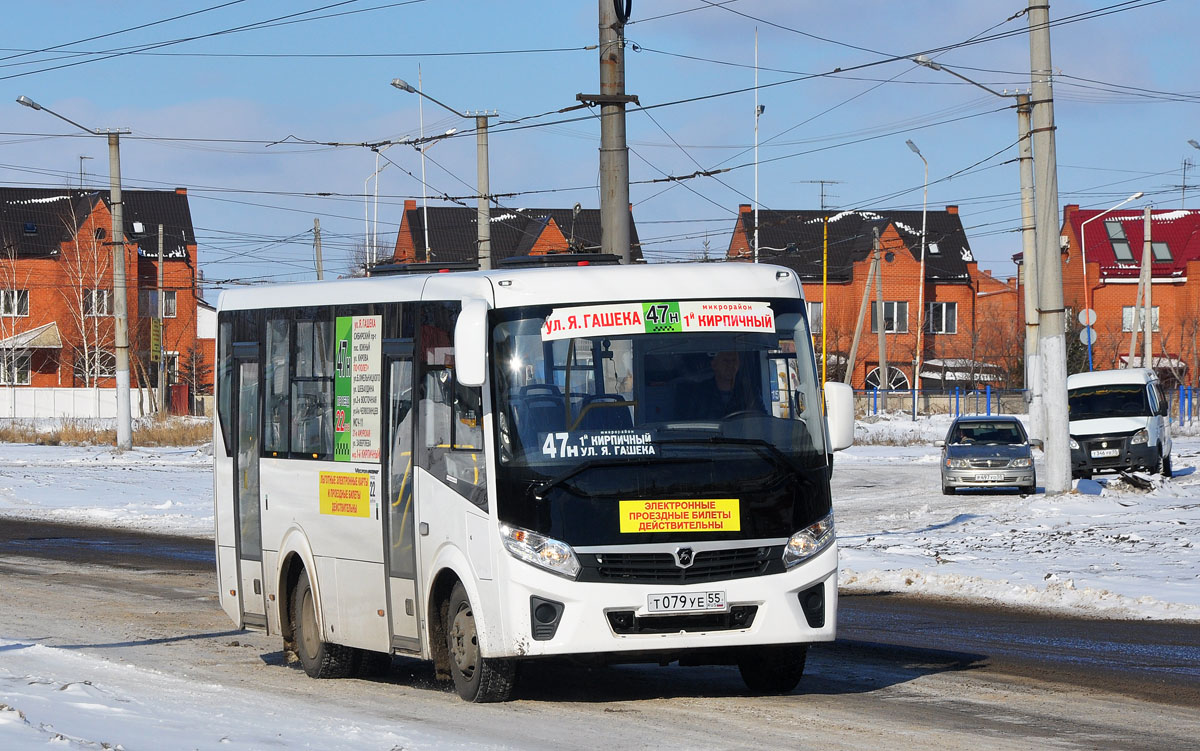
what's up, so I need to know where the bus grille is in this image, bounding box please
[578,546,782,584]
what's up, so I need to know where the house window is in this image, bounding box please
[84,289,112,317]
[1151,242,1172,262]
[1105,221,1135,263]
[1122,306,1160,332]
[1,290,29,317]
[925,301,957,334]
[806,301,823,334]
[138,290,177,318]
[73,350,116,381]
[0,352,31,385]
[870,301,908,333]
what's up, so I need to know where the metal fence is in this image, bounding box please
[855,385,1200,426]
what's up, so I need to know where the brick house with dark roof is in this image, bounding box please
[390,200,642,264]
[1041,204,1200,385]
[0,188,203,401]
[728,204,1021,390]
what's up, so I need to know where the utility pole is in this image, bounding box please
[1028,0,1070,493]
[156,224,166,416]
[582,0,636,263]
[1143,208,1153,366]
[844,242,878,386]
[874,227,888,410]
[473,112,495,270]
[1016,93,1043,442]
[313,218,324,280]
[107,132,133,450]
[15,96,132,448]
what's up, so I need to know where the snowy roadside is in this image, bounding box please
[0,414,1197,622]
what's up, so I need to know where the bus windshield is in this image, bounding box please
[490,298,827,477]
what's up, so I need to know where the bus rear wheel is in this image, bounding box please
[445,582,515,702]
[291,570,358,679]
[738,644,807,694]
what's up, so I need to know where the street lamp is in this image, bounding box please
[905,139,928,420]
[912,56,1043,441]
[391,77,495,270]
[16,95,133,449]
[1079,191,1144,370]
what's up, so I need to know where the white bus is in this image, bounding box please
[214,258,854,702]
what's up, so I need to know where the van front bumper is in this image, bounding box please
[1070,434,1158,476]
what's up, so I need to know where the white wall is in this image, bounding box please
[0,387,156,419]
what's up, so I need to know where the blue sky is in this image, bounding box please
[4,0,1197,297]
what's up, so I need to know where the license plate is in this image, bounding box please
[975,473,1003,481]
[646,591,727,614]
[1091,448,1120,458]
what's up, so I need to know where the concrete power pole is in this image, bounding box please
[156,224,166,416]
[1016,93,1044,442]
[1028,0,1070,493]
[313,218,324,280]
[1129,207,1153,365]
[108,132,133,450]
[873,227,888,410]
[474,114,493,270]
[584,0,636,263]
[844,247,878,385]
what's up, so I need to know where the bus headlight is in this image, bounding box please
[783,513,835,569]
[500,524,581,579]
[1131,429,1148,445]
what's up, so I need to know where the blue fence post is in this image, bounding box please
[986,385,992,415]
[955,387,960,417]
[872,387,878,415]
[1180,385,1185,427]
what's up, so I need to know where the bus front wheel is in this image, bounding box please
[738,644,807,694]
[445,582,515,702]
[291,570,358,679]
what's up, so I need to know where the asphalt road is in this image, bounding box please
[2,518,1199,749]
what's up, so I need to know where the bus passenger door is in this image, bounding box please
[233,351,267,626]
[385,349,421,648]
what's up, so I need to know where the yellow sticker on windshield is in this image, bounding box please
[619,499,740,533]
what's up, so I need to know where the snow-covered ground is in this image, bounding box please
[0,417,1197,621]
[1,418,1199,749]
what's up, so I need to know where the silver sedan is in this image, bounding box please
[937,416,1039,495]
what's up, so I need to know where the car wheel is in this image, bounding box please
[291,569,359,679]
[445,582,515,702]
[942,485,954,495]
[738,644,807,694]
[1162,452,1173,478]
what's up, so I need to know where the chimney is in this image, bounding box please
[1064,203,1079,222]
[945,205,958,215]
[174,187,187,195]
[404,199,417,211]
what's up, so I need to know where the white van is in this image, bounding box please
[1066,368,1172,479]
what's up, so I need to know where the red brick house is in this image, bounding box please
[0,188,202,399]
[390,199,642,263]
[727,204,1021,390]
[1051,204,1200,385]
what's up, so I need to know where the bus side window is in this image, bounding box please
[217,317,234,456]
[291,314,334,457]
[420,302,487,508]
[264,316,290,455]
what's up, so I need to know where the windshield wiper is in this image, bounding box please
[651,436,797,474]
[531,457,693,501]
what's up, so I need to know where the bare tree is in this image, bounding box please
[57,199,115,387]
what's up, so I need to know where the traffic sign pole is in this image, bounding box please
[1079,308,1097,371]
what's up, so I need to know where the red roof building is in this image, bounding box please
[1052,204,1200,384]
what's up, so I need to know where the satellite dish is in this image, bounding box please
[884,251,895,263]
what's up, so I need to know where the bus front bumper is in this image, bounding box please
[489,543,838,660]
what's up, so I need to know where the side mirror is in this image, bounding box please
[454,298,488,387]
[934,439,945,447]
[1030,438,1044,450]
[823,382,854,451]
